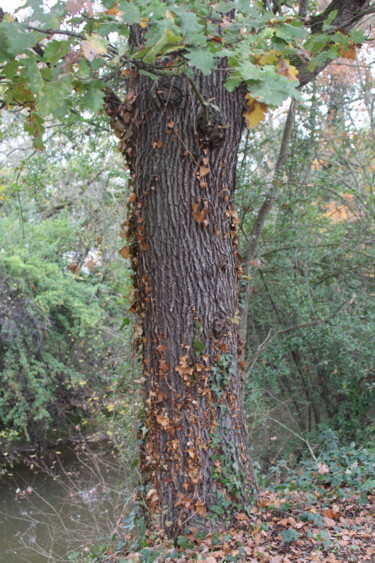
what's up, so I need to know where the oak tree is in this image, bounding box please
[0,0,372,536]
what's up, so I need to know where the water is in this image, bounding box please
[0,447,134,562]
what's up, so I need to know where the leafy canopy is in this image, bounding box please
[0,0,367,146]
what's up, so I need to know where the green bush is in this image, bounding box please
[0,214,123,443]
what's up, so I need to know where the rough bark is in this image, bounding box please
[114,67,258,536]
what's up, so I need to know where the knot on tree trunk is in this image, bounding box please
[212,315,227,338]
[152,77,185,108]
[197,104,227,147]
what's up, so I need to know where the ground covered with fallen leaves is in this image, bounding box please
[103,489,374,562]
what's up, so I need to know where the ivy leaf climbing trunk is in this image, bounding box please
[116,65,258,535]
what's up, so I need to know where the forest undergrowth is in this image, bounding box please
[102,489,374,563]
[69,443,375,563]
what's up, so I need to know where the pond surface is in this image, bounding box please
[0,446,134,562]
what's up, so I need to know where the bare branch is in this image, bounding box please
[266,415,317,460]
[239,100,296,343]
[298,0,309,18]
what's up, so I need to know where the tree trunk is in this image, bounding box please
[118,67,258,536]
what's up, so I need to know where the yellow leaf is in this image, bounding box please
[236,512,249,522]
[105,5,119,15]
[165,9,175,22]
[199,166,210,177]
[195,500,206,516]
[243,94,268,129]
[146,488,158,499]
[192,202,209,224]
[258,49,280,65]
[156,414,170,428]
[119,246,130,259]
[107,404,115,412]
[276,58,299,81]
[340,44,357,60]
[140,17,148,28]
[324,516,336,528]
[81,34,107,61]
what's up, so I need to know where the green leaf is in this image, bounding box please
[247,72,300,106]
[142,28,184,63]
[139,69,158,80]
[77,57,91,79]
[130,458,139,469]
[280,529,300,543]
[120,318,131,330]
[43,40,71,65]
[235,0,253,14]
[358,492,369,505]
[193,340,205,354]
[224,73,242,92]
[214,2,237,14]
[274,30,290,44]
[40,77,73,116]
[323,9,338,30]
[22,57,44,94]
[237,61,263,81]
[184,48,217,76]
[118,1,141,24]
[308,46,338,71]
[304,33,330,53]
[349,29,367,44]
[173,7,203,38]
[2,60,19,80]
[80,82,105,113]
[97,22,126,36]
[0,21,39,57]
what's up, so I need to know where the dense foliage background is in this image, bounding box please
[0,112,137,448]
[238,60,375,471]
[0,50,373,467]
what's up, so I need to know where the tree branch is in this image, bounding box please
[239,99,296,343]
[297,0,372,86]
[311,0,374,34]
[26,25,85,40]
[298,0,309,18]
